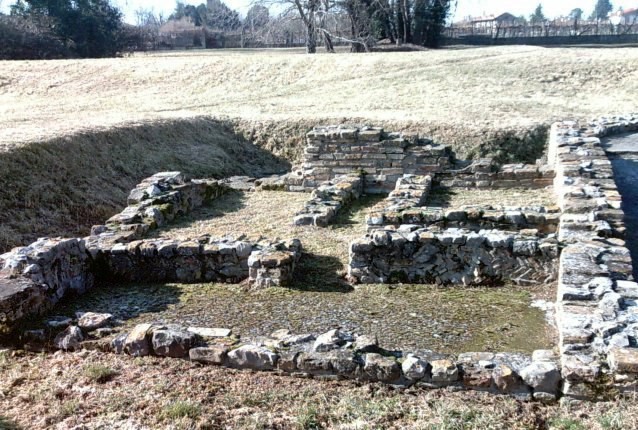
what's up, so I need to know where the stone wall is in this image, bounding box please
[85,235,301,288]
[0,238,93,325]
[92,171,228,245]
[293,175,363,226]
[100,324,562,402]
[348,227,558,286]
[436,160,555,189]
[549,115,638,400]
[300,126,452,193]
[367,205,560,234]
[0,172,301,327]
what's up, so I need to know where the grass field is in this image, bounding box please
[1,46,638,150]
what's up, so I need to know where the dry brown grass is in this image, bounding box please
[1,349,637,429]
[1,46,635,251]
[0,118,289,252]
[1,46,637,157]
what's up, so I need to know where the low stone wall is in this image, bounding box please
[300,126,451,193]
[87,324,561,402]
[0,171,302,327]
[0,238,93,325]
[348,227,558,286]
[85,235,301,288]
[548,114,638,400]
[369,174,432,214]
[436,159,555,189]
[92,172,228,245]
[367,205,560,234]
[293,175,363,227]
[86,236,253,284]
[248,239,303,288]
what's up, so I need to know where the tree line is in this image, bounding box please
[0,0,453,59]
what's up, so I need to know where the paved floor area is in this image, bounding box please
[603,133,638,280]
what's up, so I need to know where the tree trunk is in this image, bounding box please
[324,31,334,52]
[306,18,317,53]
[402,0,410,43]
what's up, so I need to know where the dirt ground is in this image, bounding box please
[0,349,636,430]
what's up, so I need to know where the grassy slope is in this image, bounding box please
[1,46,638,158]
[0,118,289,251]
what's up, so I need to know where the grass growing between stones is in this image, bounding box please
[428,186,557,209]
[1,350,638,429]
[160,401,202,420]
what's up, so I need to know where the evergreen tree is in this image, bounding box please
[11,0,124,57]
[590,0,613,20]
[529,3,546,24]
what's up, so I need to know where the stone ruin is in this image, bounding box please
[2,115,638,402]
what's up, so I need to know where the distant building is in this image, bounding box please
[470,13,520,34]
[611,8,638,24]
[452,12,523,37]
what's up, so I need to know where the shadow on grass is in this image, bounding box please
[426,185,456,208]
[10,283,183,342]
[292,253,354,293]
[149,190,248,238]
[332,194,387,228]
[0,416,20,430]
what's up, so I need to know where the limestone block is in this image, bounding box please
[151,327,198,358]
[359,353,401,383]
[430,359,459,383]
[53,325,84,351]
[608,348,638,373]
[189,345,229,365]
[227,345,279,371]
[124,323,153,357]
[401,355,429,381]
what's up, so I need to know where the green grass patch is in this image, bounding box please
[161,401,201,420]
[549,417,586,430]
[83,364,117,383]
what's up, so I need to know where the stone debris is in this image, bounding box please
[53,325,84,351]
[77,312,113,331]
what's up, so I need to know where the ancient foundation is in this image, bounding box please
[2,117,638,401]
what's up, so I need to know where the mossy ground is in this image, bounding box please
[43,189,556,354]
